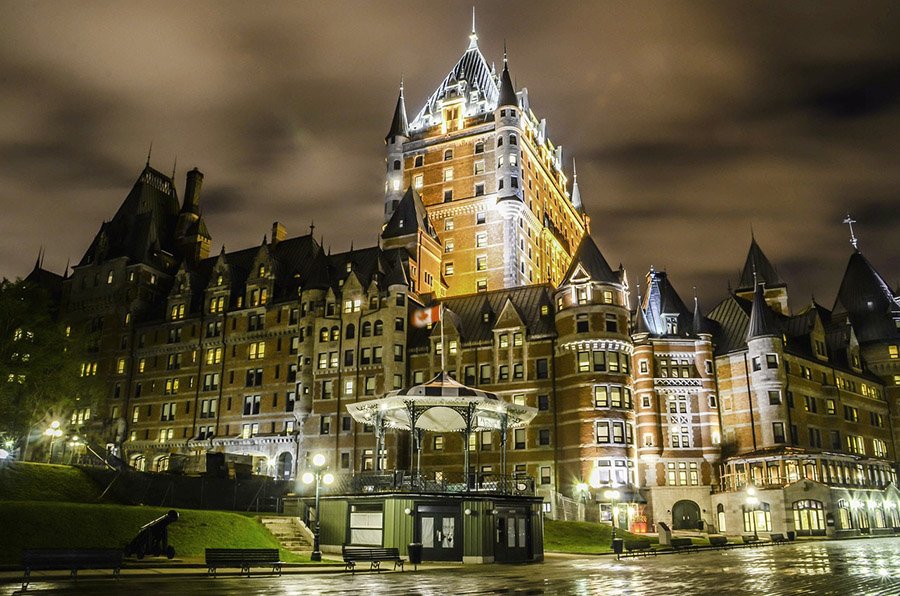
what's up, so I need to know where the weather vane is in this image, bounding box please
[842,213,858,249]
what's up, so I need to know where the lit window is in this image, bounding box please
[476,256,487,271]
[445,218,454,231]
[445,239,455,253]
[443,168,454,182]
[413,174,423,189]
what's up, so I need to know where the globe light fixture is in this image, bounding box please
[304,454,331,562]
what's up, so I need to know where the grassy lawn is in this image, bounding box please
[0,462,106,503]
[0,501,322,564]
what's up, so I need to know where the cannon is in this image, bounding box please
[125,509,179,559]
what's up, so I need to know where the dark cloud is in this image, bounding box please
[0,0,898,310]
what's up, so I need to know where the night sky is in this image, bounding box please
[1,1,899,309]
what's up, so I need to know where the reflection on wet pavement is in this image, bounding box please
[3,538,900,595]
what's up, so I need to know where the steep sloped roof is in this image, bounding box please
[497,60,517,107]
[747,284,781,340]
[641,270,693,337]
[560,235,618,285]
[77,165,181,270]
[833,250,900,344]
[410,38,499,129]
[381,186,439,242]
[737,237,784,291]
[385,87,409,141]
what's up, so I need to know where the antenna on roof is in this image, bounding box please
[171,155,177,181]
[309,220,315,235]
[468,6,478,48]
[503,40,508,64]
[146,141,153,167]
[843,213,858,249]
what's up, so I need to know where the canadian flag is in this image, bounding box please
[411,305,441,328]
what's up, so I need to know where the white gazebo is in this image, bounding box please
[346,372,537,479]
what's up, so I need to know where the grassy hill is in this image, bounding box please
[0,501,309,563]
[544,520,655,553]
[0,462,105,503]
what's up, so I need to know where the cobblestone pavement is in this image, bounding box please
[5,537,900,595]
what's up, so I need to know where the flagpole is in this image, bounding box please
[439,302,446,372]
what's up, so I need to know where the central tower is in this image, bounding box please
[384,26,589,297]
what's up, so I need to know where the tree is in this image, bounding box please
[0,278,102,459]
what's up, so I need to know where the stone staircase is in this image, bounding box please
[259,516,314,554]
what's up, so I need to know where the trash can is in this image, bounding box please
[612,538,624,557]
[786,531,796,541]
[408,543,423,569]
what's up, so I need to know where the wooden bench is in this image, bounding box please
[205,548,282,577]
[670,537,696,552]
[22,549,123,590]
[622,539,655,558]
[769,533,787,544]
[342,546,405,572]
[709,536,729,548]
[742,535,760,547]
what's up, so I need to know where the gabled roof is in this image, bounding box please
[833,250,900,344]
[641,270,693,337]
[560,235,618,286]
[747,284,781,340]
[737,237,784,291]
[411,285,554,348]
[409,37,499,129]
[381,186,439,242]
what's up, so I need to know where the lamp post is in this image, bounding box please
[43,421,62,463]
[302,453,334,562]
[745,487,759,540]
[603,489,621,542]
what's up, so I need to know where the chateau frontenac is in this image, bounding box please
[26,28,900,538]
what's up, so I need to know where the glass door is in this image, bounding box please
[418,506,461,561]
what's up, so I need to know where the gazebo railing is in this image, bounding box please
[326,470,535,496]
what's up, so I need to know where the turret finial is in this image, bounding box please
[503,40,508,64]
[468,7,478,49]
[843,213,859,249]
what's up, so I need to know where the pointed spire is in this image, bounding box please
[634,288,651,335]
[843,213,859,250]
[63,258,70,279]
[571,158,583,211]
[692,288,704,335]
[146,141,153,167]
[171,155,177,181]
[33,247,43,271]
[497,43,517,108]
[738,236,783,290]
[468,6,478,49]
[747,283,780,340]
[385,78,409,141]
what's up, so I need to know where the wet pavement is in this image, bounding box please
[4,537,900,595]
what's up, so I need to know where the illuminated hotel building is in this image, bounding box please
[25,25,900,537]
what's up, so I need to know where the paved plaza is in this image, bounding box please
[4,538,900,595]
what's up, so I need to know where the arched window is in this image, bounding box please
[716,504,726,533]
[474,140,484,154]
[346,324,355,339]
[414,155,423,167]
[444,149,453,161]
[330,326,340,341]
[319,327,329,342]
[743,501,772,532]
[374,320,384,336]
[258,264,266,277]
[393,160,401,170]
[497,137,503,147]
[509,133,518,146]
[362,321,372,337]
[792,500,826,535]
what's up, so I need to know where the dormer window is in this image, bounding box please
[216,274,224,286]
[664,315,678,335]
[258,264,266,277]
[576,287,589,305]
[346,262,352,273]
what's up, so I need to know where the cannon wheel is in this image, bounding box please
[166,546,176,559]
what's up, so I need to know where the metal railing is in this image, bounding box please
[321,470,535,497]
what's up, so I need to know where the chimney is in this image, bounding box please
[182,168,203,214]
[271,221,286,246]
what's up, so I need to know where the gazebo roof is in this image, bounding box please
[345,372,537,433]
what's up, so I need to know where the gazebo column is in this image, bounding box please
[415,428,424,481]
[500,414,509,481]
[463,404,475,488]
[406,401,420,476]
[374,410,385,472]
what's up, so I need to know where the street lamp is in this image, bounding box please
[302,453,334,562]
[603,489,621,541]
[745,487,760,540]
[43,421,62,463]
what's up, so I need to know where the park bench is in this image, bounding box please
[670,537,696,552]
[708,536,730,549]
[622,539,655,558]
[22,548,123,590]
[769,533,787,544]
[741,535,760,547]
[205,548,283,577]
[342,546,405,572]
